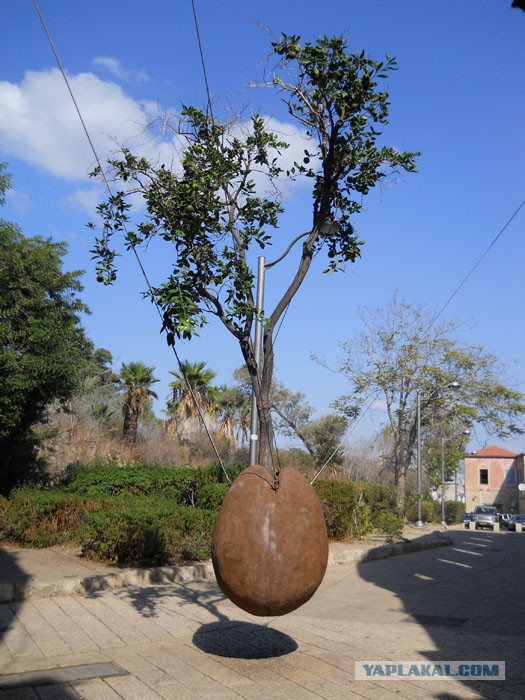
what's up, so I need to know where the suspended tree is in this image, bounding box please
[90,34,419,473]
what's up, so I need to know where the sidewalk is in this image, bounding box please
[1,527,520,700]
[0,525,451,602]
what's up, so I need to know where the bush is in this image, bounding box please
[314,479,401,540]
[359,482,398,521]
[78,498,216,565]
[314,480,359,539]
[431,500,465,524]
[0,484,219,564]
[444,500,466,524]
[405,499,436,524]
[197,483,229,511]
[375,512,405,543]
[61,461,243,506]
[62,464,217,505]
[0,488,95,547]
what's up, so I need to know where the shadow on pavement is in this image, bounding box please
[115,578,229,620]
[0,552,82,695]
[0,547,29,643]
[357,528,522,698]
[0,680,82,698]
[116,576,300,660]
[193,620,298,659]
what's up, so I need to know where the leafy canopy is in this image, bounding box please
[89,35,419,349]
[0,164,92,491]
[88,35,420,468]
[330,295,525,487]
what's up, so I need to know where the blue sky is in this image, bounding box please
[1,1,524,452]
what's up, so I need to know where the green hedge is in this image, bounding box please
[79,497,216,565]
[0,489,96,547]
[431,499,466,525]
[62,461,243,503]
[0,466,405,565]
[405,498,436,524]
[314,479,401,540]
[0,488,217,564]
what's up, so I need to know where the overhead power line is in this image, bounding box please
[428,197,525,329]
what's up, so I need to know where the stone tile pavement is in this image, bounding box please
[0,528,522,699]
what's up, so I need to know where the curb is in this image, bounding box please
[328,532,452,566]
[0,534,452,603]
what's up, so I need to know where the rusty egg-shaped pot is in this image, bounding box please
[212,465,328,616]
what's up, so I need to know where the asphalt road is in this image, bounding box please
[1,528,524,699]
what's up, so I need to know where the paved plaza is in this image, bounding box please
[0,529,524,699]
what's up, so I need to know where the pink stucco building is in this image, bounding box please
[464,446,525,513]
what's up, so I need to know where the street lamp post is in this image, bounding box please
[441,436,447,527]
[416,392,423,527]
[249,223,339,466]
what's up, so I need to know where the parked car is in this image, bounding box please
[507,514,525,531]
[463,512,473,527]
[499,513,512,530]
[471,505,499,530]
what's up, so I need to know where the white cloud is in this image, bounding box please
[370,399,388,413]
[229,115,319,198]
[5,187,31,212]
[0,68,154,181]
[92,56,149,85]
[61,186,103,215]
[0,68,317,205]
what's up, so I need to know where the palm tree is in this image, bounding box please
[215,385,251,450]
[118,361,159,445]
[165,361,219,443]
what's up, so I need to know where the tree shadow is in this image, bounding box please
[0,680,83,698]
[114,576,298,659]
[0,546,30,644]
[357,529,524,698]
[0,549,83,696]
[114,578,229,621]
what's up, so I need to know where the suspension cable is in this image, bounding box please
[33,0,231,484]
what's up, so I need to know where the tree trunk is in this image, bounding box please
[257,330,276,474]
[123,406,138,446]
[396,470,406,509]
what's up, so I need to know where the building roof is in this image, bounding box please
[474,446,517,458]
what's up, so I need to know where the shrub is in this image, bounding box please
[198,483,229,511]
[0,488,94,546]
[375,512,405,543]
[359,482,398,521]
[61,462,243,506]
[78,504,168,565]
[444,500,465,524]
[314,480,358,539]
[78,498,216,565]
[430,499,465,524]
[314,479,400,540]
[405,499,436,524]
[62,464,216,504]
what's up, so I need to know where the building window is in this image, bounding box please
[479,468,488,485]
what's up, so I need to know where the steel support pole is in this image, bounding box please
[249,257,265,466]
